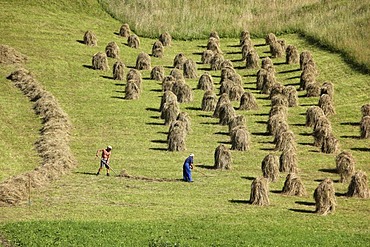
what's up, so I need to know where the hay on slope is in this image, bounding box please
[282,173,306,196]
[162,101,180,125]
[299,70,315,91]
[197,72,214,90]
[0,44,27,64]
[119,23,131,37]
[183,59,197,79]
[230,126,250,151]
[360,116,370,139]
[210,53,225,70]
[261,57,274,71]
[218,103,236,125]
[267,113,288,136]
[275,130,297,152]
[150,66,165,81]
[249,177,270,206]
[282,86,298,107]
[214,144,232,170]
[207,37,222,54]
[285,45,299,64]
[306,82,321,97]
[209,31,220,41]
[261,154,280,182]
[152,40,164,58]
[105,41,120,58]
[361,103,370,117]
[265,33,277,46]
[256,68,267,90]
[124,80,140,100]
[229,84,244,102]
[127,34,140,48]
[246,50,260,69]
[242,43,253,61]
[313,119,332,147]
[173,53,187,69]
[347,171,370,198]
[270,41,283,58]
[113,61,125,80]
[335,151,355,183]
[321,132,339,154]
[261,69,276,95]
[240,30,251,46]
[318,94,336,116]
[201,90,217,111]
[135,52,151,70]
[280,148,298,173]
[83,31,97,47]
[269,105,288,119]
[126,69,142,91]
[269,83,284,100]
[213,93,230,118]
[299,51,313,70]
[239,92,258,110]
[173,81,193,103]
[176,112,191,134]
[314,178,336,215]
[221,60,234,69]
[271,94,288,108]
[170,68,184,81]
[159,31,172,46]
[201,50,214,64]
[228,115,246,134]
[160,90,177,112]
[92,52,108,71]
[305,106,325,127]
[320,81,334,99]
[167,121,186,151]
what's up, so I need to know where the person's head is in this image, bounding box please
[189,153,194,157]
[107,145,112,151]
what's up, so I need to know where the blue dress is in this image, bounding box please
[183,156,193,182]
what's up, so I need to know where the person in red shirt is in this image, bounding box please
[96,145,112,176]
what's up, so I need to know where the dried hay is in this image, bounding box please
[320,81,334,99]
[162,101,180,125]
[271,94,288,108]
[269,105,288,119]
[183,59,197,79]
[218,103,236,125]
[306,82,321,97]
[167,121,186,151]
[105,41,120,58]
[201,50,214,64]
[168,120,186,139]
[174,81,193,103]
[285,45,299,64]
[126,69,142,91]
[177,112,191,134]
[360,116,370,139]
[159,32,172,46]
[361,103,370,117]
[347,171,370,198]
[246,50,260,69]
[162,75,175,92]
[230,126,250,151]
[210,53,225,70]
[239,92,258,110]
[282,173,306,196]
[124,79,140,100]
[267,114,288,136]
[321,132,339,154]
[306,106,325,127]
[150,66,165,81]
[152,40,164,58]
[278,39,286,51]
[256,68,267,90]
[261,70,276,94]
[214,144,232,170]
[207,37,222,54]
[265,33,277,45]
[275,130,297,152]
[280,149,298,173]
[314,178,336,215]
[209,31,220,41]
[0,44,27,64]
[313,120,332,147]
[135,52,151,70]
[119,23,131,37]
[335,151,355,183]
[92,52,108,71]
[170,68,184,81]
[249,177,270,206]
[83,31,97,47]
[213,93,230,118]
[197,72,214,90]
[269,83,284,100]
[240,30,251,46]
[299,51,313,70]
[261,57,274,71]
[113,61,125,80]
[221,67,240,84]
[173,53,187,69]
[220,78,234,95]
[127,34,140,48]
[160,90,177,112]
[242,43,253,61]
[299,70,315,91]
[318,94,336,116]
[261,154,280,182]
[228,115,246,134]
[282,85,298,107]
[171,79,185,98]
[229,84,244,101]
[221,60,234,69]
[270,41,284,58]
[201,90,217,111]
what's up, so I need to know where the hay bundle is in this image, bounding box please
[92,52,108,71]
[183,59,197,79]
[160,90,177,112]
[220,78,234,96]
[229,84,244,101]
[150,66,165,81]
[280,148,298,173]
[261,154,280,182]
[249,177,270,206]
[170,68,184,81]
[347,171,370,198]
[299,70,315,91]
[261,57,274,71]
[321,132,339,154]
[267,114,287,136]
[213,93,230,118]
[320,81,334,99]
[270,41,284,58]
[313,115,331,132]
[159,31,172,46]
[162,75,175,92]
[239,92,258,110]
[228,115,246,134]
[127,34,140,48]
[273,121,289,144]
[168,120,186,139]
[299,51,313,70]
[318,94,336,116]
[282,86,298,107]
[201,90,217,111]
[275,130,297,152]
[265,33,277,46]
[173,53,187,69]
[210,53,225,70]
[126,69,142,91]
[285,45,299,64]
[314,178,336,215]
[124,80,140,100]
[241,43,253,61]
[313,120,332,147]
[177,112,191,134]
[218,103,236,125]
[269,83,284,99]
[167,121,186,151]
[335,151,355,183]
[306,82,321,97]
[269,105,288,119]
[271,94,288,108]
[201,50,214,64]
[306,106,325,127]
[119,23,131,37]
[209,31,220,41]
[135,52,151,70]
[221,67,241,84]
[152,40,164,58]
[360,115,370,139]
[105,41,120,58]
[230,126,250,151]
[0,44,27,64]
[282,173,306,196]
[162,101,180,125]
[113,61,125,80]
[207,37,222,54]
[240,30,251,46]
[214,144,232,170]
[261,69,276,94]
[83,31,97,46]
[256,68,267,90]
[221,60,234,69]
[246,50,260,69]
[361,103,370,117]
[174,82,193,103]
[197,72,214,90]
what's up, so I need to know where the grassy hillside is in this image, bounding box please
[0,0,369,246]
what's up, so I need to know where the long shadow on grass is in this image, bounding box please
[218,140,231,145]
[101,75,114,80]
[351,147,370,152]
[82,64,94,70]
[186,106,201,111]
[340,135,360,139]
[295,201,315,206]
[278,68,301,74]
[229,199,251,204]
[146,122,164,126]
[111,96,125,100]
[146,107,160,112]
[151,140,167,144]
[251,132,270,136]
[149,147,168,151]
[215,131,229,136]
[75,171,97,176]
[196,164,215,170]
[318,168,337,174]
[314,178,340,183]
[76,40,85,44]
[289,201,316,214]
[341,122,359,126]
[198,114,212,118]
[241,176,255,180]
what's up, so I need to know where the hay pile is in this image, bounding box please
[152,40,164,58]
[360,115,370,139]
[119,23,131,37]
[282,86,298,107]
[172,80,193,103]
[218,103,236,125]
[214,144,232,169]
[113,61,125,80]
[0,44,27,64]
[213,93,230,118]
[265,33,277,45]
[127,34,140,48]
[318,94,336,116]
[83,31,97,46]
[320,81,334,99]
[228,115,246,134]
[306,106,325,127]
[183,59,197,79]
[173,53,187,69]
[201,90,217,111]
[335,151,355,183]
[261,57,274,71]
[210,53,225,70]
[260,69,276,95]
[280,148,298,173]
[299,69,316,92]
[240,30,251,46]
[161,100,180,125]
[271,94,288,109]
[306,82,321,97]
[313,116,332,147]
[176,112,191,134]
[1,69,76,206]
[249,177,270,206]
[126,69,142,91]
[285,45,299,64]
[201,50,214,64]
[92,52,108,71]
[221,60,233,69]
[321,132,339,154]
[261,154,280,182]
[239,92,258,110]
[282,173,306,196]
[269,83,284,100]
[246,50,260,69]
[159,32,172,46]
[159,90,177,112]
[267,108,288,136]
[300,51,313,70]
[150,66,165,81]
[361,103,370,117]
[270,41,284,58]
[167,120,186,151]
[162,75,175,92]
[105,41,120,58]
[124,80,140,100]
[230,126,250,151]
[170,69,184,81]
[197,72,214,90]
[347,171,370,198]
[241,43,253,61]
[207,37,222,54]
[135,52,151,70]
[275,130,296,152]
[314,178,336,215]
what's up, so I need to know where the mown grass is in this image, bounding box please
[0,0,369,246]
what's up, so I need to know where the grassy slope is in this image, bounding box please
[0,0,370,246]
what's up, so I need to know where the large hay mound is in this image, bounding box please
[228,84,244,102]
[127,34,140,48]
[113,61,125,80]
[246,50,260,69]
[261,69,276,94]
[271,94,288,108]
[361,103,370,117]
[347,171,370,198]
[360,115,370,139]
[280,148,298,173]
[269,83,284,100]
[207,37,222,54]
[218,103,236,125]
[183,59,197,79]
[314,178,336,215]
[285,45,299,64]
[159,32,172,46]
[126,69,142,91]
[265,33,277,46]
[241,43,253,61]
[282,86,298,107]
[150,66,165,81]
[201,90,217,112]
[336,151,356,183]
[210,53,225,71]
[197,72,214,91]
[167,121,186,151]
[201,50,214,64]
[282,173,306,196]
[92,52,108,71]
[313,117,332,147]
[320,81,334,99]
[306,106,325,127]
[213,93,230,118]
[300,51,313,70]
[162,75,175,92]
[306,82,321,97]
[321,132,339,154]
[261,154,280,182]
[173,81,193,103]
[119,23,131,37]
[239,92,258,110]
[270,41,284,58]
[162,101,180,125]
[228,115,246,134]
[299,70,315,91]
[240,30,251,46]
[170,68,184,81]
[105,41,120,58]
[152,40,164,58]
[267,112,288,136]
[160,90,177,112]
[230,126,250,151]
[176,112,191,134]
[136,52,151,70]
[83,30,97,47]
[124,79,140,100]
[0,44,27,64]
[275,130,296,152]
[318,94,336,116]
[261,57,274,71]
[214,144,232,170]
[249,177,270,206]
[173,53,187,70]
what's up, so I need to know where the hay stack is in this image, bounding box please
[167,121,186,151]
[269,83,284,100]
[105,41,120,58]
[261,154,280,182]
[162,75,175,92]
[240,30,251,46]
[162,101,180,125]
[278,39,286,51]
[173,82,193,103]
[267,114,288,137]
[299,70,315,91]
[214,144,232,170]
[265,33,277,45]
[173,53,187,69]
[321,132,339,154]
[335,151,355,183]
[249,177,270,206]
[313,118,332,147]
[207,37,222,54]
[305,106,325,127]
[282,86,298,107]
[221,60,233,69]
[246,50,260,69]
[201,50,214,64]
[270,41,284,58]
[314,178,336,215]
[286,45,299,64]
[160,90,177,112]
[271,94,288,108]
[229,84,244,101]
[239,92,258,110]
[128,34,140,48]
[280,148,298,173]
[361,103,370,117]
[242,43,253,61]
[261,69,276,95]
[218,103,236,125]
[119,23,131,37]
[152,40,164,58]
[221,67,241,84]
[177,112,191,134]
[269,105,288,119]
[170,68,184,81]
[299,51,313,70]
[83,31,97,46]
[135,52,151,70]
[201,90,217,111]
[126,69,142,91]
[124,80,140,100]
[213,93,230,118]
[306,82,321,97]
[318,94,336,116]
[347,171,370,198]
[282,173,306,196]
[228,115,246,134]
[230,126,250,151]
[261,57,274,71]
[210,53,225,70]
[320,81,334,99]
[0,45,27,65]
[150,66,165,81]
[210,31,220,41]
[198,72,214,90]
[183,59,197,79]
[113,61,125,80]
[275,130,296,152]
[159,31,172,46]
[256,69,267,90]
[360,116,370,139]
[92,52,108,71]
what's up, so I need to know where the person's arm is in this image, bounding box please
[95,149,102,157]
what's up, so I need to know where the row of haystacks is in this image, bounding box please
[0,68,76,206]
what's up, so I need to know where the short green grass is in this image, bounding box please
[0,0,369,246]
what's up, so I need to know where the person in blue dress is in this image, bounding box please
[183,153,194,182]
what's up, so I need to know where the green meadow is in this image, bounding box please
[0,0,369,246]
